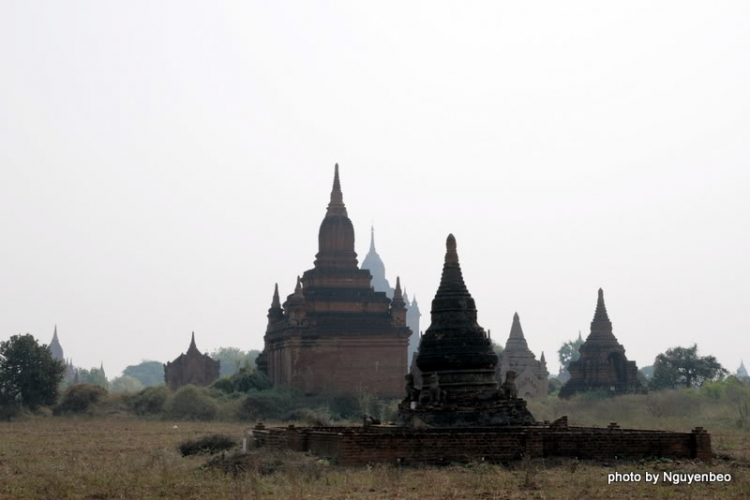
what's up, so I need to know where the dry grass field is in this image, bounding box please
[1,417,749,500]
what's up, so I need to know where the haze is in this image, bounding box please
[1,1,748,379]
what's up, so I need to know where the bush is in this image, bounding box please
[0,400,22,421]
[178,434,236,456]
[165,385,218,421]
[54,384,108,415]
[131,385,170,415]
[238,389,296,421]
[329,395,359,419]
[211,368,272,394]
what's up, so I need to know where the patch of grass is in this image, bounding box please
[1,417,749,499]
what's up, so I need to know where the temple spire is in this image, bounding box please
[271,283,281,308]
[369,224,375,251]
[53,325,59,341]
[295,275,303,295]
[268,283,284,324]
[593,288,610,322]
[506,312,531,352]
[326,163,347,216]
[510,313,524,339]
[436,234,468,294]
[188,331,198,354]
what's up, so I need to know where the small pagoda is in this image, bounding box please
[496,313,549,398]
[559,289,645,398]
[164,332,220,391]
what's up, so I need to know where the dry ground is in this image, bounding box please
[1,417,749,500]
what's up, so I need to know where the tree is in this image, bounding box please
[123,360,165,387]
[557,333,584,380]
[109,375,145,394]
[491,341,504,356]
[76,367,108,388]
[210,347,260,378]
[650,344,728,390]
[0,334,66,410]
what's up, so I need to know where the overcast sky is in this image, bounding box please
[1,1,748,379]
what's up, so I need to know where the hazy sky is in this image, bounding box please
[1,2,748,379]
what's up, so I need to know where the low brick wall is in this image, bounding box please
[250,423,711,465]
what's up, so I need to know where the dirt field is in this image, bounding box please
[1,417,749,499]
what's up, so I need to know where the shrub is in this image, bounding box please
[54,384,108,415]
[238,389,296,421]
[165,385,218,421]
[131,385,170,415]
[329,395,359,419]
[178,434,236,456]
[211,368,272,394]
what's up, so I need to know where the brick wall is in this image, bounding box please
[251,423,711,465]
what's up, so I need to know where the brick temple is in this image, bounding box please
[164,332,220,391]
[496,313,549,398]
[559,289,646,398]
[256,165,411,397]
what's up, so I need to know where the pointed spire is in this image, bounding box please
[506,312,531,352]
[541,351,547,364]
[369,224,376,251]
[326,163,347,216]
[577,330,583,342]
[49,325,64,361]
[436,234,468,294]
[593,288,610,322]
[268,283,284,324]
[510,313,524,339]
[295,275,303,295]
[391,276,406,310]
[188,331,198,354]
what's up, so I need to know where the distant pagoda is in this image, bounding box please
[496,313,549,398]
[164,332,220,391]
[738,360,748,379]
[48,325,75,383]
[559,289,646,398]
[397,234,537,427]
[360,225,421,365]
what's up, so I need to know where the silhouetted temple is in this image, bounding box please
[403,291,421,368]
[48,325,75,383]
[397,234,537,427]
[360,226,421,365]
[164,332,220,391]
[559,289,645,398]
[257,165,411,397]
[496,313,549,398]
[738,360,748,379]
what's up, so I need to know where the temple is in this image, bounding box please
[48,325,75,383]
[397,234,537,427]
[360,226,421,364]
[163,332,220,391]
[559,289,646,398]
[253,238,712,465]
[738,360,748,379]
[257,165,412,397]
[496,313,549,398]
